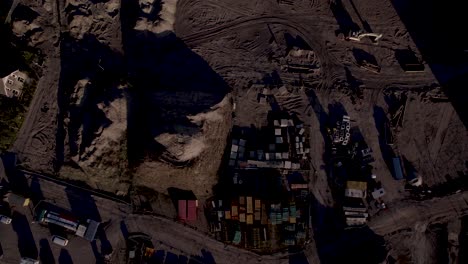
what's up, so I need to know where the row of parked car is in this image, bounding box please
[1,182,68,263]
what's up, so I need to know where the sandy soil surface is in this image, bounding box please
[4,0,468,261]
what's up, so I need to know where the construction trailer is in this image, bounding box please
[345,181,367,198]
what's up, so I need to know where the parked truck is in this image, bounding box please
[37,209,100,241]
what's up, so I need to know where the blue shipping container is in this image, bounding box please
[392,157,404,180]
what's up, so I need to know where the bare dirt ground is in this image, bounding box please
[4,0,468,262]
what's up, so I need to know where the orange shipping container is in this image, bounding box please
[232,206,238,218]
[255,199,261,210]
[239,196,245,205]
[240,213,246,223]
[247,197,253,214]
[247,214,253,225]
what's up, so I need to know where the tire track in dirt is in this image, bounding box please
[429,105,454,161]
[180,15,340,89]
[12,56,61,170]
[369,191,468,236]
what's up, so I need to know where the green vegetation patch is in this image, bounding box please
[0,79,37,152]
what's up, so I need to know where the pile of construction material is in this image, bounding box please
[332,115,351,146]
[343,181,369,226]
[228,115,309,170]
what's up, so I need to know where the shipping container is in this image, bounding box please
[276,212,282,224]
[255,199,261,210]
[282,208,289,222]
[231,206,239,219]
[246,214,253,225]
[270,212,276,225]
[178,200,187,220]
[392,157,404,180]
[239,196,245,205]
[252,228,260,249]
[240,213,246,223]
[247,197,253,214]
[187,200,197,221]
[239,206,246,213]
[254,211,261,221]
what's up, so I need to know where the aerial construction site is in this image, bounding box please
[0,0,467,263]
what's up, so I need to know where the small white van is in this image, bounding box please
[51,236,69,246]
[0,215,12,224]
[20,257,39,264]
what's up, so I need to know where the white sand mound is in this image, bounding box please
[135,0,178,34]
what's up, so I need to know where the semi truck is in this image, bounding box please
[37,209,100,241]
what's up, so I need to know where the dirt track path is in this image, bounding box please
[369,191,468,235]
[12,56,61,171]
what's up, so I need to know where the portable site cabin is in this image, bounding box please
[345,181,367,198]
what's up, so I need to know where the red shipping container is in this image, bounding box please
[178,200,187,220]
[187,200,197,221]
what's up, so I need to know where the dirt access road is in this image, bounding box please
[8,168,468,263]
[369,191,468,236]
[2,170,299,263]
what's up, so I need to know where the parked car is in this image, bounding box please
[0,215,12,224]
[52,235,69,246]
[20,257,39,264]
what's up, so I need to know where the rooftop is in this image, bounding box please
[1,70,28,98]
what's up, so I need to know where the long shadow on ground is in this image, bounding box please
[65,186,113,264]
[11,211,38,259]
[58,249,74,264]
[306,90,386,263]
[311,194,386,264]
[391,0,468,128]
[55,33,124,171]
[120,0,230,167]
[39,239,55,264]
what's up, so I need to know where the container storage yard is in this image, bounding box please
[205,110,311,252]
